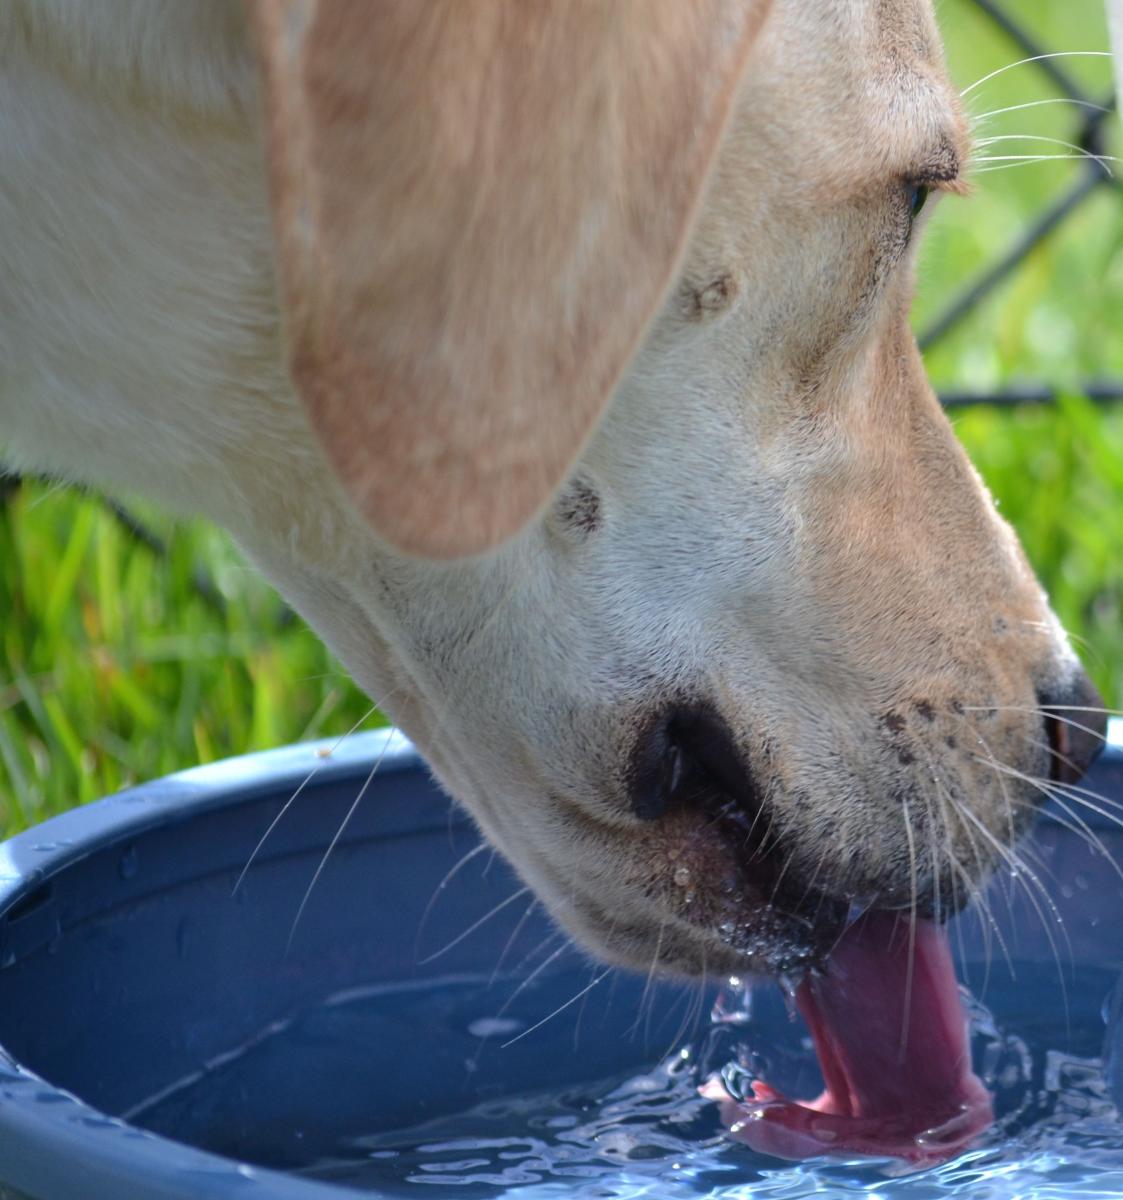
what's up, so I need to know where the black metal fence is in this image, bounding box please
[2,0,1120,593]
[930,0,1121,407]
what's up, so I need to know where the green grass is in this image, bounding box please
[2,0,1122,833]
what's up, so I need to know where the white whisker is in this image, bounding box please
[232,704,378,895]
[491,940,571,1023]
[287,727,397,952]
[630,922,667,1041]
[961,51,1113,98]
[899,798,919,1061]
[414,841,490,955]
[972,97,1112,123]
[972,134,1117,176]
[488,897,540,987]
[500,968,611,1049]
[416,885,531,967]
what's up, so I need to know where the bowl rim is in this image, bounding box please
[0,727,419,1200]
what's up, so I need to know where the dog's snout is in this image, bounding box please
[628,703,760,823]
[1039,672,1107,786]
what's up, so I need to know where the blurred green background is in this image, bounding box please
[1,1,1121,834]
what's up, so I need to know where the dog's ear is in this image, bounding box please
[248,1,767,558]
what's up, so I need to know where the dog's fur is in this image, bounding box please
[0,1,1096,978]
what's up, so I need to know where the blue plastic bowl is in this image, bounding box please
[1,723,1122,1198]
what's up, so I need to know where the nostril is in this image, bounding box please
[1038,672,1108,786]
[627,703,759,823]
[628,714,682,822]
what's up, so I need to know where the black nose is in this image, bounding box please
[1038,671,1107,785]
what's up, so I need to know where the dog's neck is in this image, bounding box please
[1,1,256,119]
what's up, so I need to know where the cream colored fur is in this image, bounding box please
[0,0,1091,979]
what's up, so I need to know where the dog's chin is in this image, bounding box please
[539,874,851,984]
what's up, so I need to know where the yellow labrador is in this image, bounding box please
[0,0,1106,1158]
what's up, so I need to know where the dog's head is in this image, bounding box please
[246,0,1104,978]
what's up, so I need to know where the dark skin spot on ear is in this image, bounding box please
[881,711,906,734]
[915,701,935,722]
[945,735,957,749]
[897,748,915,766]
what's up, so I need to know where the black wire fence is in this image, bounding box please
[929,0,1121,407]
[2,0,1119,594]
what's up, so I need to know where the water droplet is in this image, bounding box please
[673,866,691,888]
[118,845,139,881]
[777,973,802,1020]
[914,1103,976,1148]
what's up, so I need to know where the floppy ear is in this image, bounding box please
[248,0,768,558]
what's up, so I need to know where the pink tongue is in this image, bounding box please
[702,914,993,1164]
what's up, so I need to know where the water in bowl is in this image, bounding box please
[128,960,1123,1198]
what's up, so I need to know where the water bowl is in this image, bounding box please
[0,722,1122,1199]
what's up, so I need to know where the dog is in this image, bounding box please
[0,0,1106,997]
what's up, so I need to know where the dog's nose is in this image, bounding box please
[628,702,760,823]
[1038,671,1107,786]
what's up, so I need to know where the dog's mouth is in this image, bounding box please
[628,703,993,1161]
[702,911,992,1163]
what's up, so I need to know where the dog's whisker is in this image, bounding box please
[975,133,1112,154]
[961,51,1114,98]
[502,929,567,984]
[955,797,1072,1004]
[1016,620,1103,662]
[945,724,1012,969]
[972,753,1123,895]
[629,921,667,1041]
[898,797,919,1060]
[286,727,396,952]
[966,702,1121,718]
[973,152,1120,166]
[487,896,540,988]
[1045,781,1123,835]
[661,956,709,1065]
[971,156,1116,176]
[971,97,1113,124]
[972,135,1118,177]
[491,939,570,1025]
[970,726,1019,853]
[1038,793,1123,886]
[500,968,612,1049]
[999,741,1123,875]
[415,841,490,958]
[1045,776,1123,817]
[998,729,1123,837]
[927,769,997,978]
[233,703,380,897]
[416,885,532,967]
[962,704,1113,744]
[940,736,1058,941]
[1012,727,1086,783]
